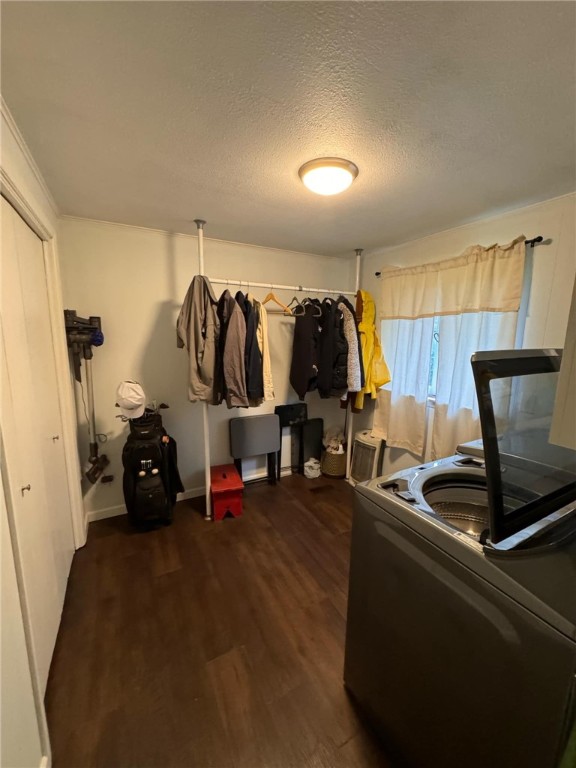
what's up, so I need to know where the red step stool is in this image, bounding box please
[210,464,244,521]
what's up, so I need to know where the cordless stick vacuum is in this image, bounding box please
[64,309,110,484]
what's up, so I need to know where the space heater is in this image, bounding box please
[349,431,385,486]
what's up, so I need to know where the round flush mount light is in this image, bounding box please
[298,157,359,196]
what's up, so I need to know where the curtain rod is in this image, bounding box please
[206,276,357,297]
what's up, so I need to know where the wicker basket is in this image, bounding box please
[321,449,347,478]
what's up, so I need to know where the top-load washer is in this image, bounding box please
[344,349,576,768]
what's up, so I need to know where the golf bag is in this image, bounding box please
[122,409,184,527]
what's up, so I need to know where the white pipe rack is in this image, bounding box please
[206,277,356,297]
[192,218,363,511]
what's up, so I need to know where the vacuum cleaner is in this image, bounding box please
[64,309,110,484]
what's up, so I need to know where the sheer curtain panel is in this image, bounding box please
[373,318,433,455]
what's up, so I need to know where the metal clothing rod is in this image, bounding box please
[194,219,212,521]
[206,277,356,297]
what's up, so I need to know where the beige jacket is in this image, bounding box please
[248,294,274,402]
[177,275,220,403]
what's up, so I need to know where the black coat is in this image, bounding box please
[289,302,320,400]
[235,292,264,401]
[317,298,348,398]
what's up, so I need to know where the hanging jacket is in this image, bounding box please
[235,291,264,402]
[248,293,274,402]
[354,289,391,409]
[261,303,275,402]
[317,298,348,398]
[289,301,320,400]
[177,275,220,403]
[338,300,362,392]
[215,290,249,408]
[338,296,365,389]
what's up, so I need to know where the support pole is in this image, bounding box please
[346,248,363,481]
[194,219,212,520]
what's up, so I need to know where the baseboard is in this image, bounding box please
[243,465,293,483]
[86,487,208,522]
[177,485,207,502]
[87,505,127,523]
[86,468,294,523]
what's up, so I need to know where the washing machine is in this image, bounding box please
[344,349,576,768]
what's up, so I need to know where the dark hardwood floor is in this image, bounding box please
[45,475,392,768]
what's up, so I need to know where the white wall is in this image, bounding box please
[360,192,576,474]
[59,218,358,519]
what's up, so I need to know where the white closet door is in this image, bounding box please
[11,205,75,596]
[1,196,73,692]
[1,473,44,768]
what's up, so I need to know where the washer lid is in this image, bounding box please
[471,349,576,544]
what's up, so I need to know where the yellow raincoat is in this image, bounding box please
[354,290,390,409]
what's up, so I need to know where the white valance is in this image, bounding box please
[379,236,526,320]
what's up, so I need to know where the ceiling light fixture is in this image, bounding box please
[298,157,359,196]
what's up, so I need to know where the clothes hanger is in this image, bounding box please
[262,291,293,315]
[292,295,312,315]
[300,297,322,317]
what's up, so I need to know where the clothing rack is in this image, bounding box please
[193,220,363,518]
[206,277,357,297]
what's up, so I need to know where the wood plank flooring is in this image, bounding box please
[45,475,393,768]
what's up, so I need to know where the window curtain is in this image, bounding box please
[431,311,518,458]
[373,318,433,454]
[374,237,526,458]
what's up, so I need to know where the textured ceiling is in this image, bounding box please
[1,1,575,257]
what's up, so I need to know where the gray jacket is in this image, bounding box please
[177,275,220,403]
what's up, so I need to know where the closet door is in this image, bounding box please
[1,473,44,768]
[1,196,74,692]
[12,204,75,597]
